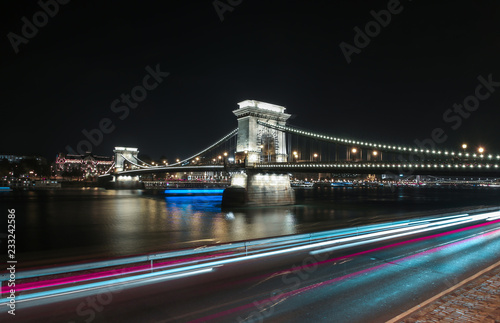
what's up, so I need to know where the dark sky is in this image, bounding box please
[1,0,499,161]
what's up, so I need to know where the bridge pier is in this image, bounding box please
[105,175,143,189]
[222,172,295,207]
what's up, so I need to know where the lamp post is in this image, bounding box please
[243,150,248,166]
[478,147,485,155]
[351,148,357,161]
[372,150,378,161]
[462,143,467,155]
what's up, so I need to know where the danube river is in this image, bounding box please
[1,186,499,267]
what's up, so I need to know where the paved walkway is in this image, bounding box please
[396,262,500,322]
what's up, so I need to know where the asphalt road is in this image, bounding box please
[3,217,500,323]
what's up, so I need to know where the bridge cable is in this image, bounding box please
[103,162,115,174]
[133,156,154,167]
[256,120,495,160]
[166,128,238,167]
[120,154,150,169]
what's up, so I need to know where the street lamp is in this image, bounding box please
[462,143,467,155]
[176,159,180,163]
[478,147,485,154]
[351,147,357,161]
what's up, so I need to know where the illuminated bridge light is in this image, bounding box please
[440,164,444,168]
[486,165,491,168]
[455,165,459,168]
[488,155,493,158]
[473,154,477,157]
[478,165,482,168]
[496,165,499,168]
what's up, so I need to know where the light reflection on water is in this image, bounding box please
[1,187,499,264]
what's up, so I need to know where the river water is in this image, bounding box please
[1,186,499,267]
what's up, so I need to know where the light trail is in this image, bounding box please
[187,222,500,323]
[1,252,234,294]
[2,211,499,306]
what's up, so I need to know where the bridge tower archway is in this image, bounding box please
[113,147,139,172]
[233,100,291,164]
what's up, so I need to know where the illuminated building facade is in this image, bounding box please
[55,152,114,179]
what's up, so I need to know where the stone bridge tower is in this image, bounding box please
[113,147,139,172]
[233,100,291,164]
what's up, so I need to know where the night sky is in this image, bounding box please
[1,1,499,161]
